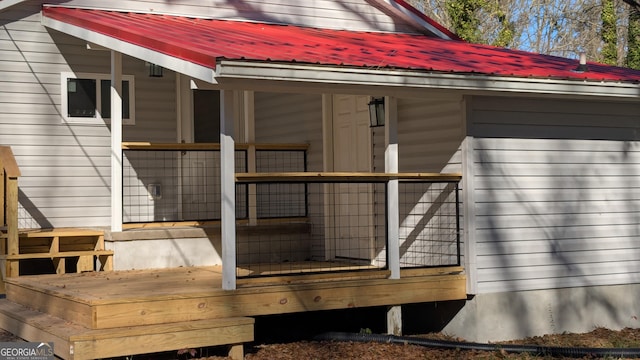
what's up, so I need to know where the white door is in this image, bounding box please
[332,94,374,261]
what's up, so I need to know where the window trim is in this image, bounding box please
[61,72,136,125]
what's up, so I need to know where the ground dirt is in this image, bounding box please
[214,327,640,360]
[3,327,637,360]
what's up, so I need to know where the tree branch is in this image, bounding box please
[622,0,640,10]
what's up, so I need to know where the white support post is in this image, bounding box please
[462,135,478,295]
[384,96,402,336]
[110,51,123,233]
[221,90,237,290]
[385,96,399,279]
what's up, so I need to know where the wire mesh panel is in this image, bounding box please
[122,149,246,223]
[398,181,460,268]
[236,180,388,277]
[255,150,307,218]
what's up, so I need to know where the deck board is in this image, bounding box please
[5,265,466,330]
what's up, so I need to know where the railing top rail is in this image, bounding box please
[236,172,462,183]
[0,146,20,177]
[122,142,309,151]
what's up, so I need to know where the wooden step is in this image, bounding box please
[0,299,253,360]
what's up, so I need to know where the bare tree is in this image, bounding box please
[407,0,634,66]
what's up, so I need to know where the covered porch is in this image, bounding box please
[0,6,470,359]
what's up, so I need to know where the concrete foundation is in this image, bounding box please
[424,284,640,342]
[105,228,222,270]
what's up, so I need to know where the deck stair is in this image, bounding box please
[0,299,253,360]
[0,267,257,359]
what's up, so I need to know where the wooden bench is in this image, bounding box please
[0,229,113,281]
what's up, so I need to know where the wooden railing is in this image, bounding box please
[0,146,20,275]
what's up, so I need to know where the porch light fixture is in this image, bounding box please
[368,97,385,127]
[148,62,164,77]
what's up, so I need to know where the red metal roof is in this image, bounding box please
[42,6,640,84]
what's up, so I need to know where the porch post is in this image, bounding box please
[384,96,402,336]
[220,90,237,290]
[110,51,123,232]
[385,96,400,279]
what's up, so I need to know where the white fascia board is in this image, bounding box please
[41,14,218,84]
[368,0,452,39]
[215,60,640,100]
[0,0,28,11]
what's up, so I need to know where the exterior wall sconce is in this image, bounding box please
[368,97,385,127]
[147,62,163,77]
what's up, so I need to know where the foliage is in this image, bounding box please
[627,7,640,68]
[445,0,486,43]
[601,0,618,65]
[444,0,515,46]
[408,0,640,69]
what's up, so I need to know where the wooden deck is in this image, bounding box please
[0,264,465,359]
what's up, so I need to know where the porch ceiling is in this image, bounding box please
[41,6,640,98]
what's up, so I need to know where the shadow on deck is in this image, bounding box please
[0,265,465,359]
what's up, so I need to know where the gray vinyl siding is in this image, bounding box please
[254,92,322,171]
[253,91,322,260]
[1,5,177,228]
[470,96,640,293]
[41,0,417,33]
[397,95,464,173]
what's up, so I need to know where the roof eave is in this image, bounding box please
[0,0,28,12]
[41,13,218,83]
[215,60,640,100]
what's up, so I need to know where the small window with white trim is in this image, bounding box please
[61,72,135,125]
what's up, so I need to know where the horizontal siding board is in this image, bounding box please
[478,260,640,283]
[23,196,110,207]
[475,163,640,176]
[20,186,111,197]
[476,188,640,202]
[476,224,640,243]
[475,138,640,152]
[472,124,640,141]
[474,149,640,164]
[479,273,640,293]
[473,110,640,128]
[477,249,640,269]
[474,176,640,189]
[0,135,109,146]
[477,200,640,216]
[20,166,110,177]
[0,124,108,136]
[472,96,640,116]
[477,236,640,254]
[475,213,640,229]
[20,176,110,188]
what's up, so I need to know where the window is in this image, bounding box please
[61,72,135,125]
